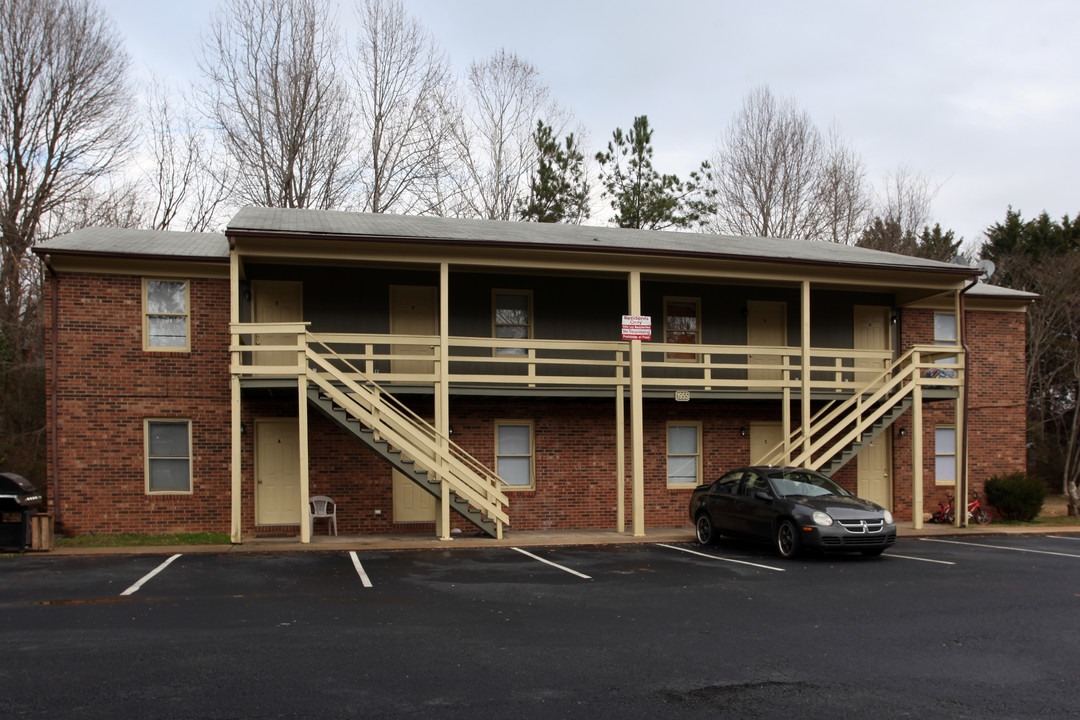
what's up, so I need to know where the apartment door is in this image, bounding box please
[392,470,437,522]
[253,280,303,367]
[857,434,892,509]
[390,286,437,375]
[255,419,301,525]
[747,301,787,383]
[853,305,891,387]
[750,422,784,465]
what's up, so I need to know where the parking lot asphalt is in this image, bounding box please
[39,516,1080,557]
[5,533,1080,719]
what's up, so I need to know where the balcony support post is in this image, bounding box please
[436,262,451,540]
[912,351,924,530]
[229,249,243,544]
[298,331,311,544]
[629,271,645,537]
[801,280,812,456]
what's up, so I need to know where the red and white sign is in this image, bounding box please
[621,315,652,341]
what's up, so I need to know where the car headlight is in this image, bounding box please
[811,511,833,526]
[883,510,894,524]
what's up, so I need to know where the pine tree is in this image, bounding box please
[595,115,715,230]
[517,120,589,223]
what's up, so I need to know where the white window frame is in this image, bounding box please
[492,289,533,356]
[145,419,193,494]
[143,278,190,352]
[495,420,535,491]
[933,311,958,365]
[667,421,702,488]
[934,425,956,486]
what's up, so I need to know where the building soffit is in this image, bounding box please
[229,231,976,297]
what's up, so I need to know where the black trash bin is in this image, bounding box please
[0,473,44,552]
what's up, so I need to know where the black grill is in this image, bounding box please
[0,472,44,552]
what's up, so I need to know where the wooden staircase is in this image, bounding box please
[304,342,509,538]
[762,347,954,474]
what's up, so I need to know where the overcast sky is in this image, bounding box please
[102,0,1079,251]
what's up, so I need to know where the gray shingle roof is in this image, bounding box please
[33,227,227,259]
[227,207,977,274]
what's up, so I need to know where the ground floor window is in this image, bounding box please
[667,422,702,487]
[935,426,956,485]
[146,419,192,493]
[496,420,534,490]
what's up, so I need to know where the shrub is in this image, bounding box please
[983,473,1047,522]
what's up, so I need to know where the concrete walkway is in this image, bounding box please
[44,515,1079,557]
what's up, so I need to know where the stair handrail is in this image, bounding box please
[306,370,509,527]
[759,347,931,470]
[758,399,837,467]
[305,336,510,514]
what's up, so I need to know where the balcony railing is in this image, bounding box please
[229,323,961,395]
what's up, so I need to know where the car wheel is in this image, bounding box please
[775,519,800,559]
[860,547,886,557]
[695,513,717,545]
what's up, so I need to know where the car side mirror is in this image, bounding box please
[755,490,773,502]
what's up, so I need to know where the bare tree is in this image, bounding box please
[142,78,233,232]
[996,250,1080,514]
[198,0,356,209]
[351,0,455,214]
[453,49,562,220]
[877,165,937,239]
[709,86,872,243]
[817,127,872,244]
[1,0,134,337]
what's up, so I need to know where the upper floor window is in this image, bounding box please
[145,419,192,493]
[144,279,189,351]
[664,297,700,361]
[493,290,532,356]
[934,312,958,366]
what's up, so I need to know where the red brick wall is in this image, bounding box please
[45,269,1028,536]
[45,272,232,535]
[888,306,1027,520]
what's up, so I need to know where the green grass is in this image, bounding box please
[992,513,1080,527]
[55,532,231,548]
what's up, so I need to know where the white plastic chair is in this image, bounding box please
[309,495,338,536]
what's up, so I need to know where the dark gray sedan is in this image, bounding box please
[688,466,896,558]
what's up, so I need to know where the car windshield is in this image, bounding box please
[766,470,850,498]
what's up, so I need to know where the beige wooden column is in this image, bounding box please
[436,262,451,540]
[628,271,645,536]
[800,280,811,456]
[953,288,966,527]
[912,351,924,529]
[229,249,243,544]
[298,329,311,543]
[616,380,625,533]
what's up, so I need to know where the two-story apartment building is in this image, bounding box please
[34,208,1034,543]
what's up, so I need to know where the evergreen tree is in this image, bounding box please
[517,120,589,223]
[856,216,917,256]
[595,115,715,230]
[915,223,961,262]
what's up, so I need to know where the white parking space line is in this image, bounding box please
[1049,535,1080,541]
[887,553,956,565]
[349,551,373,587]
[511,547,592,580]
[921,538,1080,559]
[120,554,182,596]
[656,543,785,572]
